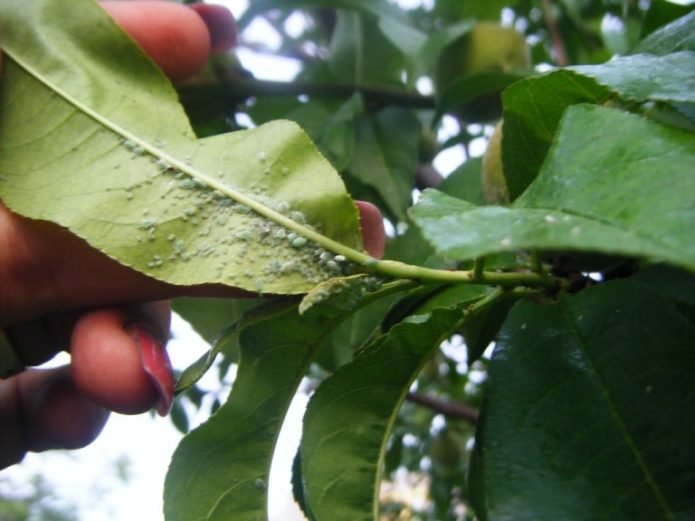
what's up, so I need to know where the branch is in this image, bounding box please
[406,392,479,424]
[542,0,569,67]
[213,63,436,109]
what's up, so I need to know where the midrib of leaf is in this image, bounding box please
[3,47,375,266]
[561,305,675,519]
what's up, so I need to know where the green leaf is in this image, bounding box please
[377,16,427,79]
[172,298,260,345]
[632,9,695,55]
[569,52,695,104]
[502,51,695,198]
[501,71,611,199]
[639,1,694,40]
[437,157,485,205]
[348,108,421,222]
[411,105,695,272]
[164,302,314,521]
[299,94,364,172]
[632,265,695,323]
[477,280,695,520]
[327,11,405,87]
[0,0,363,295]
[301,306,469,521]
[436,70,529,123]
[165,278,410,520]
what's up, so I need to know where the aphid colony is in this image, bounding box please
[117,138,356,292]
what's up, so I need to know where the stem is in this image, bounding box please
[473,257,485,281]
[531,250,546,275]
[368,260,561,290]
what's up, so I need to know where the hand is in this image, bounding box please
[0,1,385,470]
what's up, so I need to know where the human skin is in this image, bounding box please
[0,1,385,469]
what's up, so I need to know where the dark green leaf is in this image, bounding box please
[461,291,520,363]
[436,70,529,123]
[477,280,695,520]
[437,157,485,206]
[632,264,695,322]
[411,105,695,272]
[302,306,468,521]
[640,1,694,40]
[503,46,695,199]
[165,277,409,520]
[570,52,695,104]
[164,302,312,521]
[501,71,610,199]
[348,108,420,221]
[172,298,260,345]
[327,11,405,87]
[632,9,695,55]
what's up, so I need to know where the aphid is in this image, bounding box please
[154,158,169,171]
[291,237,307,248]
[272,228,286,240]
[334,255,347,263]
[289,211,306,224]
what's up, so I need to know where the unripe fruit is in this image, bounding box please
[431,428,462,469]
[71,310,174,416]
[417,127,439,164]
[481,121,510,204]
[435,22,530,122]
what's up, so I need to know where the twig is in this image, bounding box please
[406,392,479,424]
[542,0,569,66]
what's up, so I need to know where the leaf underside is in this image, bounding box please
[0,0,363,296]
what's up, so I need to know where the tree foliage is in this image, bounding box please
[1,0,694,520]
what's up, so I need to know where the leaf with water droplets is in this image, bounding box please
[0,0,363,295]
[411,105,695,272]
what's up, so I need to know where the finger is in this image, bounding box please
[356,201,386,259]
[5,302,174,417]
[0,367,110,469]
[101,1,214,82]
[70,306,175,416]
[189,3,238,52]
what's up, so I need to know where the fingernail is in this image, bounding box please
[190,4,238,52]
[131,326,174,417]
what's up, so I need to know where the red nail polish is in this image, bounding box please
[190,4,238,52]
[131,326,174,417]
